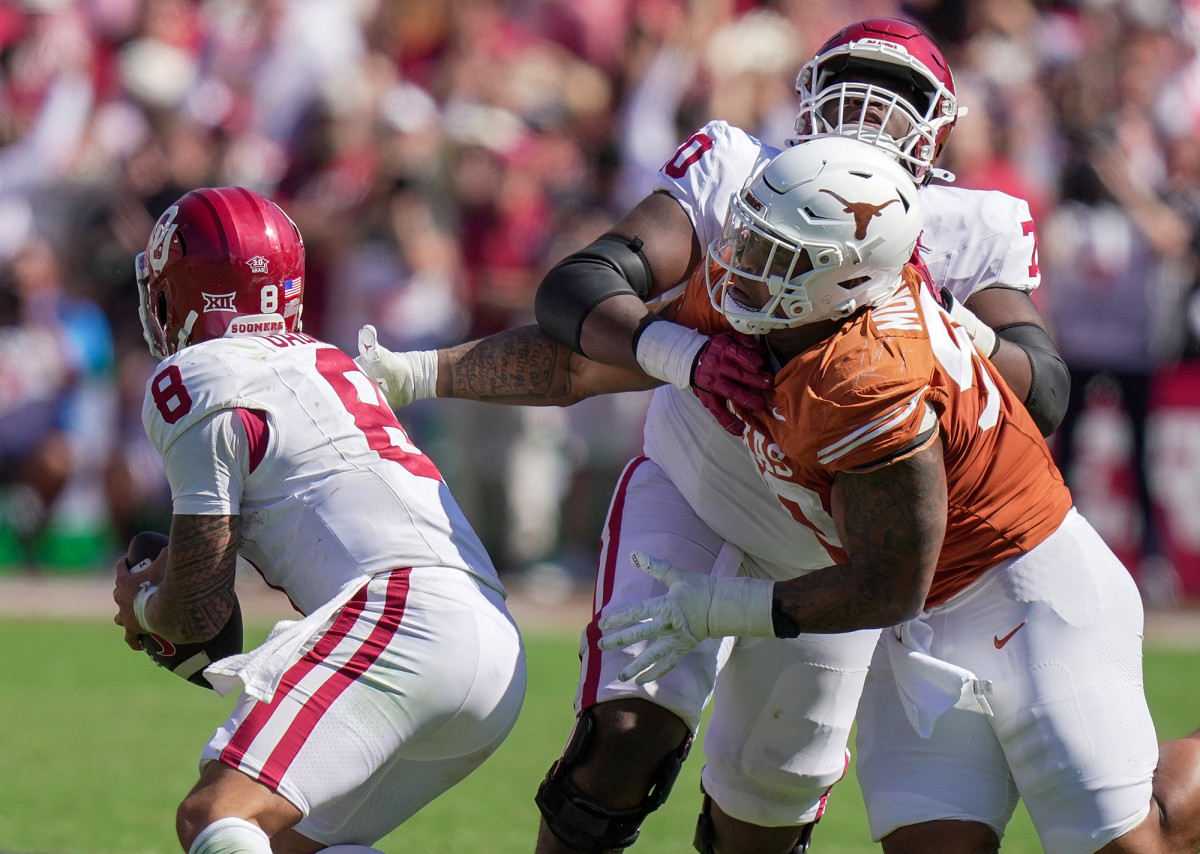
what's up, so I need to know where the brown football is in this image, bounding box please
[125,531,243,689]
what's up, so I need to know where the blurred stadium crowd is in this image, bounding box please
[4,0,1200,597]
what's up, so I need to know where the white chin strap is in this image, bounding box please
[927,166,956,183]
[139,306,163,359]
[176,310,199,353]
[832,298,858,319]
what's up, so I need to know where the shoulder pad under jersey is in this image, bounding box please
[652,120,780,254]
[916,184,1040,301]
[141,337,309,456]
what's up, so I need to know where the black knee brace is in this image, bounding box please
[692,786,817,854]
[535,709,692,853]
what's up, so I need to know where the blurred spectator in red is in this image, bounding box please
[939,76,1051,223]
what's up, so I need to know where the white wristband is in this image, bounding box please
[968,321,998,359]
[406,349,439,402]
[634,320,707,389]
[132,581,158,634]
[947,297,999,358]
[707,577,777,638]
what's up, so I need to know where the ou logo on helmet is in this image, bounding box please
[147,206,180,274]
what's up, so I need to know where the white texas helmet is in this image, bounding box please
[706,136,923,335]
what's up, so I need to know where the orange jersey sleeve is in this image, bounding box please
[773,290,939,473]
[662,262,729,334]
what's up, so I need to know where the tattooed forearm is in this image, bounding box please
[439,324,659,404]
[152,514,240,643]
[444,326,576,404]
[772,562,898,635]
[773,442,947,635]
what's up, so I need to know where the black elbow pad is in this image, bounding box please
[995,322,1071,436]
[535,236,653,355]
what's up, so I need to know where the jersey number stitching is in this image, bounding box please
[1021,219,1040,278]
[664,132,714,179]
[150,365,193,424]
[149,348,443,482]
[314,349,443,482]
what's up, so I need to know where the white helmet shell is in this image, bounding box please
[706,136,923,334]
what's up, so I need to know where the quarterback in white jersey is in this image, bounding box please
[356,17,1069,854]
[112,187,526,854]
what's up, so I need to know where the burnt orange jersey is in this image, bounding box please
[667,265,1072,606]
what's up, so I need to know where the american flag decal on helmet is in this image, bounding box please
[283,277,302,298]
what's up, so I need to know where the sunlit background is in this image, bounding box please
[2,0,1200,608]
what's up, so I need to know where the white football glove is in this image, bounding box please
[940,288,999,358]
[597,551,776,684]
[355,324,438,410]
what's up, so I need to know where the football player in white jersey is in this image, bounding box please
[356,18,1069,854]
[111,187,527,854]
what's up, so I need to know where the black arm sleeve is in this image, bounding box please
[994,322,1071,437]
[535,235,653,355]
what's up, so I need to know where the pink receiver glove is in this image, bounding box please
[690,332,773,435]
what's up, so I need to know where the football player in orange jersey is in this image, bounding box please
[594,138,1200,854]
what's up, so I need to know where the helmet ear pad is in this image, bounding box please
[139,187,305,358]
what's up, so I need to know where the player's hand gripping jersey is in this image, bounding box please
[641,120,1042,579]
[665,264,1072,606]
[143,331,503,616]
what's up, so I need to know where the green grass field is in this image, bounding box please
[2,619,1199,854]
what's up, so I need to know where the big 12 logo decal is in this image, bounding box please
[147,206,180,274]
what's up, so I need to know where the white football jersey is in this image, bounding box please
[643,121,1042,578]
[142,331,503,615]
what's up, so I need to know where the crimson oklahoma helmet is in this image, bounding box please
[137,186,305,359]
[792,18,964,184]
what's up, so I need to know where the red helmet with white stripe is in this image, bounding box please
[792,18,964,184]
[137,186,305,359]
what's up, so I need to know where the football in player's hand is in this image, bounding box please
[125,531,244,689]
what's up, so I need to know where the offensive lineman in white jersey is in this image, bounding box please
[357,18,1069,854]
[111,187,527,854]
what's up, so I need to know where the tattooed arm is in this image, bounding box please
[595,439,949,680]
[770,440,947,635]
[437,324,662,406]
[113,513,240,647]
[153,514,240,643]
